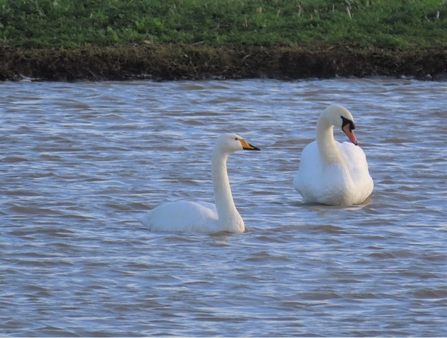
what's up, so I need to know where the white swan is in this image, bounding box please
[137,133,260,233]
[293,104,373,206]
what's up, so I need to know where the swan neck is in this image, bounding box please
[211,149,243,231]
[316,115,343,164]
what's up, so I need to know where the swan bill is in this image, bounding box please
[342,123,358,146]
[239,139,261,151]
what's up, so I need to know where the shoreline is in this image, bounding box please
[1,44,446,82]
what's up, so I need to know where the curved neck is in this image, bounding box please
[316,115,343,164]
[211,149,243,231]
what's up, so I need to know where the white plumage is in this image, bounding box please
[294,104,373,206]
[137,133,260,233]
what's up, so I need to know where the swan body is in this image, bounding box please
[138,133,260,233]
[293,104,373,206]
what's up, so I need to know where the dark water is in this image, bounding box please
[1,78,446,336]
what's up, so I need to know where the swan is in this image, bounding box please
[137,133,260,233]
[293,104,373,206]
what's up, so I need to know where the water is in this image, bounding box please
[1,78,446,336]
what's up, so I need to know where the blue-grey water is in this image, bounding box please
[1,78,446,336]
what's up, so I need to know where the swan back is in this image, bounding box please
[137,201,219,232]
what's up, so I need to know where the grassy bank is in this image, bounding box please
[1,0,446,81]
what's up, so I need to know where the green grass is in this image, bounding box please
[0,0,446,49]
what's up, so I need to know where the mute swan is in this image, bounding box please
[137,133,260,233]
[293,104,373,206]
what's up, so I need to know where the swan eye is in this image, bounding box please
[234,137,239,141]
[341,116,355,131]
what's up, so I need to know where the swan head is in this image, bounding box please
[323,104,358,145]
[215,133,261,153]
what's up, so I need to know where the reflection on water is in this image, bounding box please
[1,78,446,336]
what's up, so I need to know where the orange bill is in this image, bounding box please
[240,139,261,151]
[342,124,358,145]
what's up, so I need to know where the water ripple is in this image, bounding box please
[0,78,446,336]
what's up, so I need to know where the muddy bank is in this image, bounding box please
[1,44,446,81]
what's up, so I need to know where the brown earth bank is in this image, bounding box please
[1,44,446,82]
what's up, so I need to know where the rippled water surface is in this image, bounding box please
[1,78,446,336]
